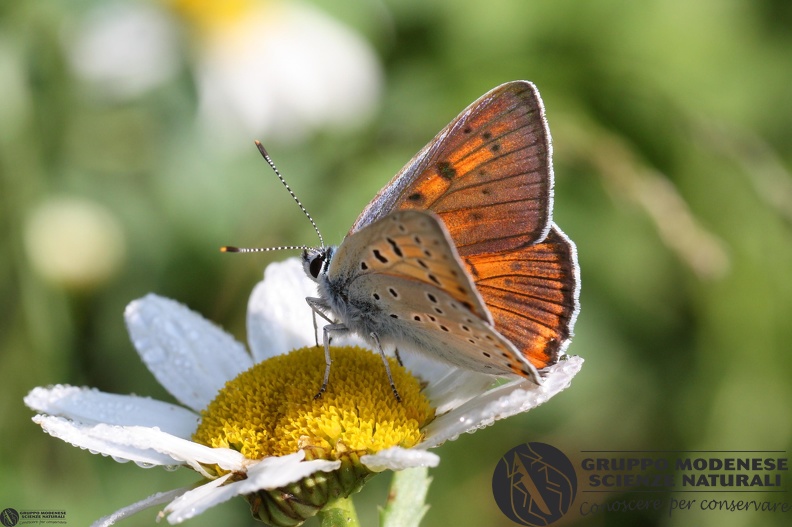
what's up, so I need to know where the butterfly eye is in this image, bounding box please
[309,253,325,278]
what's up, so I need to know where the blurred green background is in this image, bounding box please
[2,0,791,526]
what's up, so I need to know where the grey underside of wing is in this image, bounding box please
[346,272,520,376]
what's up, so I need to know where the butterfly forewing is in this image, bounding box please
[464,225,580,369]
[351,81,553,255]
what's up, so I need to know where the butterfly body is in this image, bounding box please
[300,80,580,395]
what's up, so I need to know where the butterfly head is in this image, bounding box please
[302,246,334,282]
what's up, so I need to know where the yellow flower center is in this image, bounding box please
[193,346,434,463]
[168,0,257,31]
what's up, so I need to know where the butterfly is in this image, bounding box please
[300,80,580,399]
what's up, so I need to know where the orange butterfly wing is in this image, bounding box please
[463,225,579,369]
[351,81,553,253]
[351,81,579,371]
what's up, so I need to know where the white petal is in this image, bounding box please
[419,356,584,449]
[361,447,440,472]
[163,451,340,523]
[90,487,190,527]
[162,473,234,524]
[33,415,181,467]
[25,385,198,438]
[423,369,496,416]
[247,258,318,361]
[398,352,496,415]
[125,294,253,412]
[242,451,340,490]
[33,415,247,472]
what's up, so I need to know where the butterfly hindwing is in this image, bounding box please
[463,224,580,370]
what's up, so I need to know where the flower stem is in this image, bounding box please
[380,467,432,527]
[318,496,361,527]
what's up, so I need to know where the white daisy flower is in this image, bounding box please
[171,0,383,147]
[25,258,582,526]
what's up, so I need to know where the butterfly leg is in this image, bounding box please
[306,296,336,346]
[306,297,344,398]
[369,332,402,403]
[312,322,348,399]
[310,310,320,347]
[394,347,404,367]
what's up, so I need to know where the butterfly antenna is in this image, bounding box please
[221,245,311,253]
[254,140,325,248]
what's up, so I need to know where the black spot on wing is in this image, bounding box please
[437,161,457,180]
[386,237,403,257]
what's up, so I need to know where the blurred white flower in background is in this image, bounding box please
[178,0,383,146]
[64,2,181,101]
[63,0,383,146]
[23,196,126,290]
